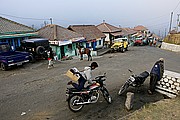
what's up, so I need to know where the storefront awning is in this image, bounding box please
[70,37,86,42]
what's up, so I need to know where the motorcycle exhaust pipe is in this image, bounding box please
[76,99,98,105]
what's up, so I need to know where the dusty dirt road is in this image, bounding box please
[0,46,180,120]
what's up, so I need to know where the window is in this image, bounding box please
[99,40,101,45]
[68,44,72,49]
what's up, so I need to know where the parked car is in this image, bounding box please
[19,38,50,62]
[111,38,128,52]
[0,42,30,70]
[134,40,143,46]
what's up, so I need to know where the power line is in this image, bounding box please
[147,21,169,28]
[0,13,49,21]
[173,0,180,12]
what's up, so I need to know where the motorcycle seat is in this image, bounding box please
[68,87,88,92]
[138,71,149,79]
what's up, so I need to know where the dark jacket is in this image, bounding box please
[150,60,164,80]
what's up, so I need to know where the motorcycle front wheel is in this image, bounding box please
[101,87,112,104]
[68,95,84,112]
[118,82,129,95]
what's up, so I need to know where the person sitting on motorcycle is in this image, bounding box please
[67,62,99,91]
[148,58,164,94]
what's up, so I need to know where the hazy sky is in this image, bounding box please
[1,0,180,36]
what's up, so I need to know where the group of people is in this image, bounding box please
[67,58,164,95]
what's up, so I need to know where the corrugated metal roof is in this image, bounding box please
[68,25,105,41]
[0,16,34,34]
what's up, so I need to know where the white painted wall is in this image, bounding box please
[161,42,180,52]
[96,38,104,49]
[104,33,110,42]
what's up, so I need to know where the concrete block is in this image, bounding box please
[162,75,167,78]
[156,86,178,96]
[177,78,180,83]
[155,89,177,98]
[157,81,161,85]
[169,80,174,85]
[164,78,169,83]
[160,78,164,82]
[167,76,172,80]
[172,78,176,82]
[125,92,134,111]
[168,87,172,90]
[161,82,165,85]
[176,87,180,91]
[174,83,180,86]
[171,85,175,89]
[165,83,170,87]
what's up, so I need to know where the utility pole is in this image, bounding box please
[165,28,167,38]
[50,18,53,24]
[169,12,173,33]
[177,14,180,32]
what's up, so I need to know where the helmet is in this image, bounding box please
[159,58,164,61]
[91,62,98,68]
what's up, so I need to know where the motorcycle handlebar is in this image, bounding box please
[128,69,136,76]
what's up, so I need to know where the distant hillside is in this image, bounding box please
[164,33,180,45]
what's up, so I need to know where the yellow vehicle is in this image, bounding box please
[111,38,128,53]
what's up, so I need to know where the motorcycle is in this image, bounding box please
[118,69,149,95]
[66,73,112,112]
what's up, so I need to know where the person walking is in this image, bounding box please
[148,58,164,94]
[47,47,54,69]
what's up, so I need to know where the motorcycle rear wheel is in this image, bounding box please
[68,95,84,112]
[118,82,129,95]
[102,87,112,104]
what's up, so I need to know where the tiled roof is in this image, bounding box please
[0,16,34,34]
[134,25,148,31]
[68,25,105,41]
[97,22,121,33]
[38,24,84,41]
[152,34,160,39]
[121,28,137,35]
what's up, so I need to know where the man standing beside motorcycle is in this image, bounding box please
[67,62,99,91]
[148,58,164,94]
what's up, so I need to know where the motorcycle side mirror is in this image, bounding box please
[128,69,133,73]
[104,73,106,76]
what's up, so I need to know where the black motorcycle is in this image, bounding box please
[118,69,149,95]
[66,73,112,112]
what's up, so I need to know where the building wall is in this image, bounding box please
[0,37,28,50]
[104,33,110,43]
[96,38,104,49]
[50,45,61,60]
[51,42,79,60]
